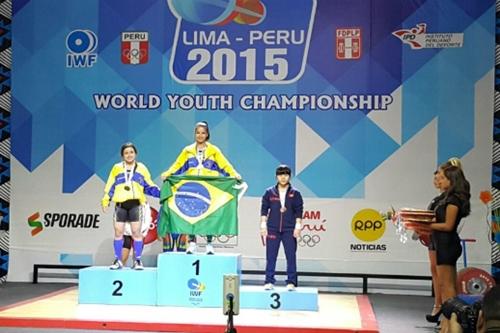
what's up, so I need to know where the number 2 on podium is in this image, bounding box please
[112,280,123,296]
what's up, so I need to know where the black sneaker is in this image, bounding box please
[132,259,144,270]
[109,258,123,270]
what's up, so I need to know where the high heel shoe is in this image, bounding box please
[425,307,442,323]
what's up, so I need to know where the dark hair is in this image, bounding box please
[276,164,291,176]
[195,121,210,140]
[482,286,500,322]
[120,142,137,156]
[442,166,471,217]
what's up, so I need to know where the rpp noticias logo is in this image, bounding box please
[66,29,98,68]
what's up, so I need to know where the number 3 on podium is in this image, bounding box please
[270,292,281,309]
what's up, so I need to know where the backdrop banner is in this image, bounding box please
[9,0,495,282]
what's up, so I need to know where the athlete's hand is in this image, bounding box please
[260,227,267,238]
[293,228,301,238]
[102,206,108,214]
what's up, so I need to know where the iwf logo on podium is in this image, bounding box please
[121,32,149,65]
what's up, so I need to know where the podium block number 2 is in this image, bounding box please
[112,280,123,296]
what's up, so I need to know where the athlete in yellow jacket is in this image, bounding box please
[102,143,160,270]
[161,121,241,254]
[102,162,159,207]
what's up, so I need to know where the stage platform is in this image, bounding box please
[0,286,378,333]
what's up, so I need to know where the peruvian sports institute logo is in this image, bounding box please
[392,23,463,50]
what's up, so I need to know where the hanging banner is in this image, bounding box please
[8,0,495,282]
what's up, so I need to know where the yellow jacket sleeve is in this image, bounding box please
[161,148,188,179]
[102,164,118,207]
[213,146,239,178]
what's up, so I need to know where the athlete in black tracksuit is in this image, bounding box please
[260,165,304,289]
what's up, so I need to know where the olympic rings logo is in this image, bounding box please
[122,48,147,61]
[198,235,237,245]
[298,234,321,247]
[215,235,236,244]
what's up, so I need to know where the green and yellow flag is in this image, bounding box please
[158,175,242,236]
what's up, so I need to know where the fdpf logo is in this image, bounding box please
[168,0,266,26]
[121,32,149,65]
[336,28,361,60]
[351,209,385,242]
[66,29,98,68]
[392,23,464,50]
[28,212,43,236]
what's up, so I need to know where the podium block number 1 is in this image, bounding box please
[192,260,200,275]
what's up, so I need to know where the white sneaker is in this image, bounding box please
[186,241,197,254]
[264,283,274,290]
[109,259,123,270]
[132,259,144,270]
[286,283,296,291]
[205,243,215,255]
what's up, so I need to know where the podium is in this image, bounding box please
[79,267,157,305]
[78,253,318,312]
[240,286,318,311]
[157,252,241,307]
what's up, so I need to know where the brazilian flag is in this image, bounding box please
[159,175,242,236]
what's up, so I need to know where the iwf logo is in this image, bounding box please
[28,212,43,236]
[66,29,98,68]
[121,32,149,65]
[187,278,206,305]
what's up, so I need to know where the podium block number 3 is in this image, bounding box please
[112,280,123,296]
[270,293,281,309]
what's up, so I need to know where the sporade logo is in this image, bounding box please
[28,211,100,235]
